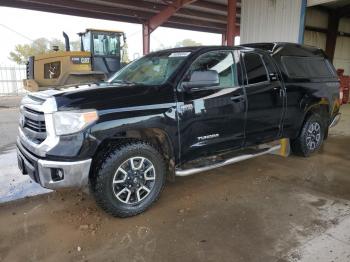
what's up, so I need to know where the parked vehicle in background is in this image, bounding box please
[17,43,341,217]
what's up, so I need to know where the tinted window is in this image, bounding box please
[282,56,334,78]
[188,51,237,88]
[244,53,268,84]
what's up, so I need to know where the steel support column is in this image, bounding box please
[143,23,150,55]
[325,10,340,62]
[226,0,237,46]
[142,0,197,54]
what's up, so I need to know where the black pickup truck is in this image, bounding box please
[17,43,341,217]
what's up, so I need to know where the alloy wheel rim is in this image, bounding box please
[112,157,156,204]
[306,122,321,151]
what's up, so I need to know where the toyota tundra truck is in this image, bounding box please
[17,43,341,217]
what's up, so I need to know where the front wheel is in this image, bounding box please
[91,141,166,217]
[291,114,325,157]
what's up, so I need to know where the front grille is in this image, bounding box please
[21,106,47,144]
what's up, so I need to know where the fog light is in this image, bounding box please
[51,168,64,181]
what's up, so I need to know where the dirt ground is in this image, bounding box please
[0,104,349,262]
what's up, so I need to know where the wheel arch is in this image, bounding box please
[299,97,330,139]
[90,127,176,182]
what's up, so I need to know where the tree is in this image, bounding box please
[9,38,49,64]
[49,38,66,51]
[153,39,202,52]
[70,40,81,51]
[9,38,81,64]
[153,43,172,52]
[175,39,202,47]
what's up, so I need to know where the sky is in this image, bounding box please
[0,7,235,65]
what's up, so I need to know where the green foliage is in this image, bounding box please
[9,38,81,65]
[154,39,202,52]
[175,39,202,47]
[9,38,48,64]
[70,40,81,51]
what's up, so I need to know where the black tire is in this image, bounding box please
[291,113,325,157]
[91,141,166,217]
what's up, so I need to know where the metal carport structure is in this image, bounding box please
[0,0,241,54]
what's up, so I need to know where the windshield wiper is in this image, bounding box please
[112,80,138,85]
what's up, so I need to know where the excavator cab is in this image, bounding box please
[79,29,127,77]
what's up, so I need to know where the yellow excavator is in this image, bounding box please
[23,29,129,92]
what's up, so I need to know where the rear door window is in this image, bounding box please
[282,56,334,78]
[243,53,269,84]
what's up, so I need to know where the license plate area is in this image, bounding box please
[17,154,27,175]
[16,147,39,182]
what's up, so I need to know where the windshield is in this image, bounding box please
[93,32,120,56]
[108,51,190,85]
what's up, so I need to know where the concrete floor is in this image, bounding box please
[0,102,349,262]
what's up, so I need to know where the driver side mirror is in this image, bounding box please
[182,70,219,91]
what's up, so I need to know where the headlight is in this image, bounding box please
[53,110,98,136]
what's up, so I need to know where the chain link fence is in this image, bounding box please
[0,64,27,96]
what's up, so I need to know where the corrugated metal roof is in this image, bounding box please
[0,0,241,34]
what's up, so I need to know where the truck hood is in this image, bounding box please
[33,83,174,112]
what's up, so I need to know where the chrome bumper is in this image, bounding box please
[17,94,92,189]
[37,158,92,189]
[17,141,92,190]
[330,113,341,128]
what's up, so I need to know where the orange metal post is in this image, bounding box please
[142,0,197,54]
[143,23,150,55]
[226,0,237,46]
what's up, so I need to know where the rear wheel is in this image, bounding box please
[91,141,166,217]
[291,114,325,157]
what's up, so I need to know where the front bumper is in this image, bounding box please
[17,140,92,190]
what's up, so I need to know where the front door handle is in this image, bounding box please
[230,95,245,102]
[273,86,284,97]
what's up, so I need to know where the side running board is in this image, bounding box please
[175,145,281,177]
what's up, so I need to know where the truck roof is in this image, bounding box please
[240,42,326,58]
[150,45,250,56]
[150,43,325,58]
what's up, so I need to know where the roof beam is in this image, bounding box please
[325,9,339,62]
[307,0,339,7]
[191,0,241,13]
[89,0,241,18]
[0,0,231,32]
[0,0,145,23]
[2,0,149,22]
[338,4,350,17]
[147,0,197,33]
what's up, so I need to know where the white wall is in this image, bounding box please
[304,8,327,50]
[240,0,304,44]
[334,17,350,74]
[305,8,328,28]
[304,8,350,74]
[304,30,327,49]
